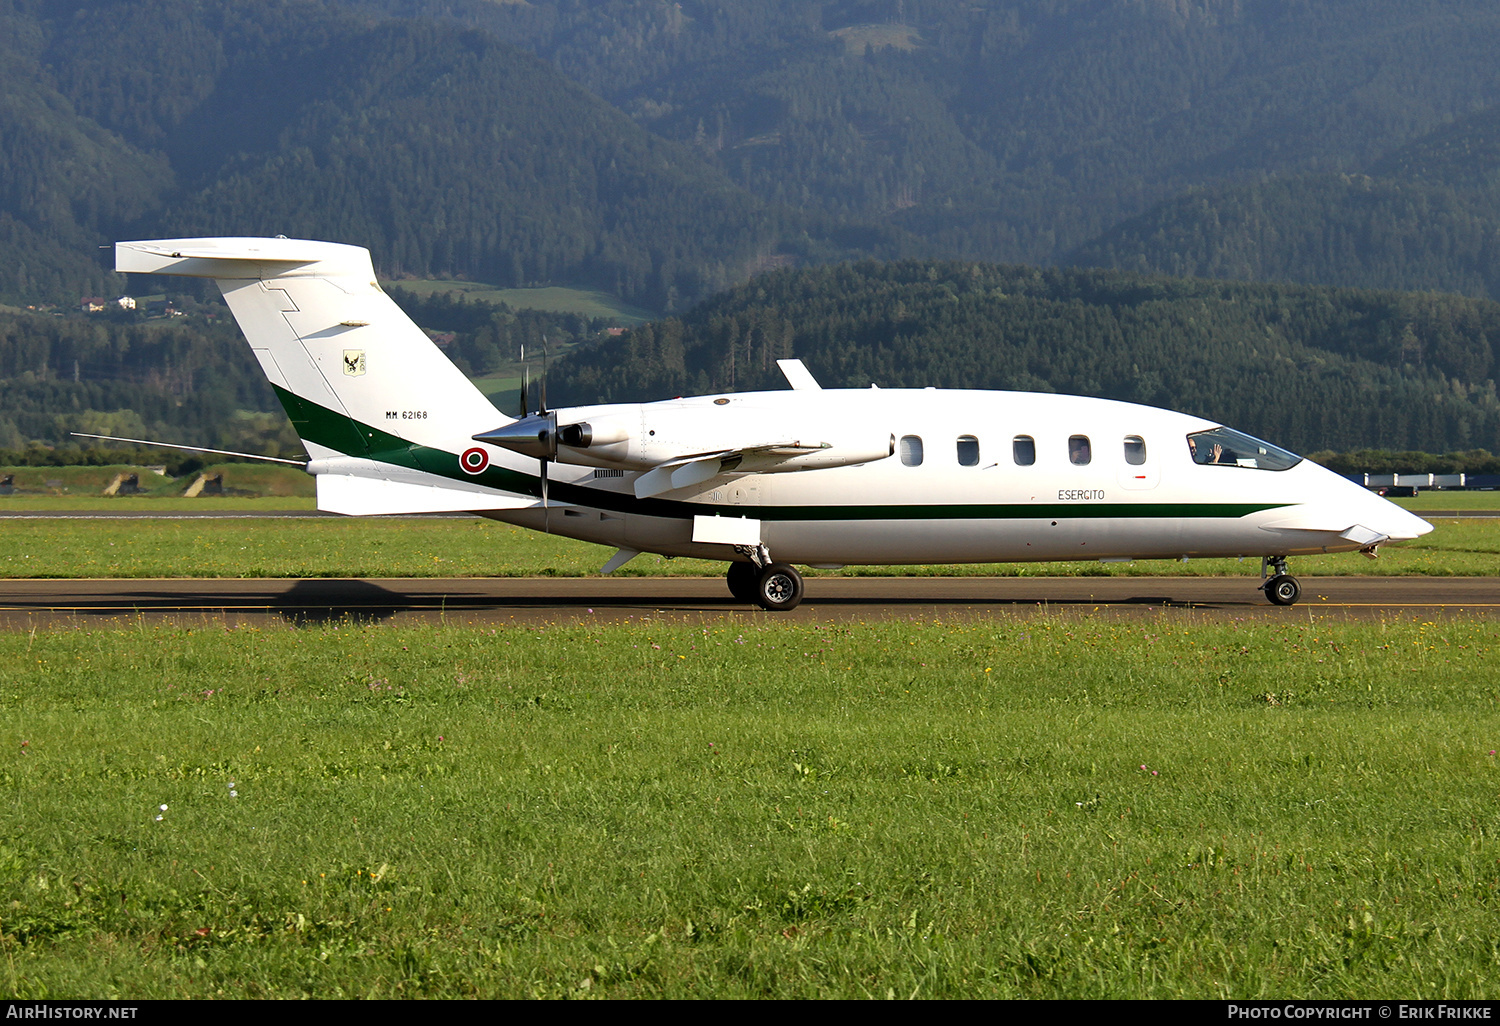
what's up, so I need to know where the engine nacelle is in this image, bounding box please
[555,416,635,466]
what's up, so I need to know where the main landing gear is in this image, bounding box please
[727,547,804,611]
[1261,556,1301,606]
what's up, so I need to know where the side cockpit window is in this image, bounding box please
[1186,427,1301,471]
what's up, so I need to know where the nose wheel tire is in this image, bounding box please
[726,561,759,602]
[755,563,804,611]
[1264,574,1301,606]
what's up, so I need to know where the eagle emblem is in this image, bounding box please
[342,350,366,376]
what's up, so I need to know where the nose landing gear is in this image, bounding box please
[1261,556,1301,606]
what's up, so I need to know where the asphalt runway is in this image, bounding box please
[1,575,1497,629]
[0,508,1493,519]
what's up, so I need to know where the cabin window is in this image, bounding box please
[1069,435,1092,466]
[899,435,924,466]
[956,435,980,466]
[1124,435,1147,465]
[1186,427,1302,471]
[1012,435,1036,466]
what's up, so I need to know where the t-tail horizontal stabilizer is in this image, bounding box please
[116,237,531,516]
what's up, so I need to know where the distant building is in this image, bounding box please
[115,296,136,310]
[80,297,105,313]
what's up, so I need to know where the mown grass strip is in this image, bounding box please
[1,616,1498,998]
[0,516,1495,579]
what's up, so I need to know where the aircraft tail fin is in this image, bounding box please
[116,238,531,512]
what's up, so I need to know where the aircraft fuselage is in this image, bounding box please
[481,388,1430,567]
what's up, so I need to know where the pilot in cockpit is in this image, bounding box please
[1187,436,1224,464]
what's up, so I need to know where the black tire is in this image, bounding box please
[755,563,803,611]
[726,561,758,602]
[1265,574,1301,606]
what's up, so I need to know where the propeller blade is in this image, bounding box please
[539,335,549,415]
[519,366,529,418]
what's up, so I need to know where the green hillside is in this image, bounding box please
[549,260,1500,455]
[0,0,877,310]
[0,278,619,452]
[1068,105,1500,299]
[356,0,1500,269]
[12,0,1500,459]
[9,1,1500,307]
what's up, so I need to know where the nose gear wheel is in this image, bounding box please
[1260,556,1300,606]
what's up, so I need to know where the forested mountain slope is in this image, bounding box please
[11,0,1500,459]
[350,0,1500,270]
[2,0,884,310]
[549,261,1500,456]
[0,280,596,455]
[1069,106,1500,299]
[9,0,1500,306]
[12,259,1500,458]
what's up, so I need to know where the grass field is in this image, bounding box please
[3,616,1498,998]
[0,515,1495,580]
[1,470,1490,513]
[0,495,318,512]
[1,465,314,501]
[387,279,657,324]
[1396,491,1500,510]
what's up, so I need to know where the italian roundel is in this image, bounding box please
[460,447,490,475]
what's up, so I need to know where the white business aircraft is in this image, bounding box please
[115,237,1432,610]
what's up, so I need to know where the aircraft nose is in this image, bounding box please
[1380,504,1434,541]
[1276,476,1436,547]
[1347,484,1433,542]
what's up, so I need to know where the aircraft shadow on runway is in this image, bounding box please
[258,583,1222,620]
[0,579,1286,629]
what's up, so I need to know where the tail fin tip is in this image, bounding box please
[115,237,373,279]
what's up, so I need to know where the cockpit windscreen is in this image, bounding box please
[1186,427,1301,471]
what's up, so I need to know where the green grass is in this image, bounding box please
[6,462,1495,511]
[1,465,182,497]
[1396,491,1500,510]
[1,464,314,502]
[388,279,657,324]
[0,516,1494,579]
[0,496,317,512]
[3,616,1498,997]
[829,23,922,54]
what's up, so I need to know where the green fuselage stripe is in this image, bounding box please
[276,386,1290,523]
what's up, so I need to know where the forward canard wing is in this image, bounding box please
[631,440,892,498]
